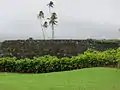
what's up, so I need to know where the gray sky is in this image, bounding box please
[0,0,120,41]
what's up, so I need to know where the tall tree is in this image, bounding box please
[37,11,46,39]
[43,21,48,28]
[47,1,54,14]
[48,12,58,39]
[43,21,48,38]
[37,0,58,39]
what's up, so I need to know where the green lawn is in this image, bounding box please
[0,68,120,90]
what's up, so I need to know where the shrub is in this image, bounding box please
[0,48,120,73]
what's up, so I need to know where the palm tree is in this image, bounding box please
[47,1,54,14]
[43,21,48,28]
[48,12,58,39]
[37,11,45,39]
[43,21,49,39]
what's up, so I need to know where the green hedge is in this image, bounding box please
[0,48,120,73]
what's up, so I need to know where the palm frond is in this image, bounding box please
[38,11,44,19]
[47,18,50,20]
[47,1,54,8]
[43,21,48,28]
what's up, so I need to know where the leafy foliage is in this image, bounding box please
[0,48,120,73]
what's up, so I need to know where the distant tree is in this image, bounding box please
[43,21,48,38]
[48,12,58,39]
[37,0,58,39]
[43,21,48,28]
[47,1,54,14]
[37,11,46,39]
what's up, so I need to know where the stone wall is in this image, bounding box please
[0,39,120,59]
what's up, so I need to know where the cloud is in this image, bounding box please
[0,0,120,41]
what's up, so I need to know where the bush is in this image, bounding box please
[0,48,120,73]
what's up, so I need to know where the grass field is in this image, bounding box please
[0,68,120,90]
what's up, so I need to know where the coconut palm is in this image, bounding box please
[47,1,54,14]
[37,11,44,19]
[43,21,48,28]
[37,11,45,39]
[43,21,49,39]
[48,12,58,39]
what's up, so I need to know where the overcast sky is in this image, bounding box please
[0,0,120,41]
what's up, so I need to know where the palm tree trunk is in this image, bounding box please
[42,27,45,40]
[40,19,45,40]
[49,7,52,15]
[52,24,54,39]
[44,28,48,39]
